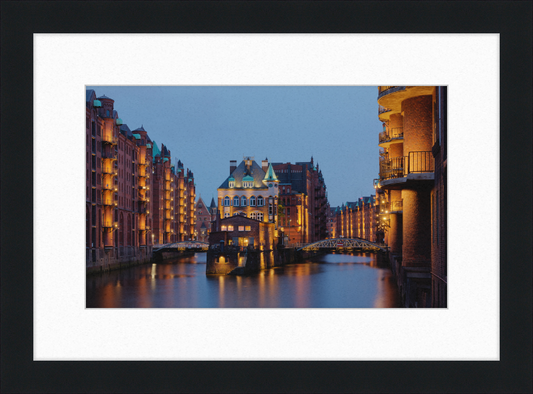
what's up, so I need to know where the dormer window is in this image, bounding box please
[229,181,235,188]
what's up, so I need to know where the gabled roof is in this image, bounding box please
[97,94,113,101]
[86,89,96,103]
[133,125,146,133]
[218,159,268,189]
[263,163,278,182]
[152,141,161,159]
[210,197,217,208]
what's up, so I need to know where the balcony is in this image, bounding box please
[102,221,118,228]
[378,86,406,100]
[102,166,117,175]
[379,151,434,188]
[102,135,118,145]
[391,200,403,212]
[378,105,391,115]
[379,127,404,147]
[102,198,115,206]
[102,182,117,191]
[101,151,116,160]
[379,200,403,214]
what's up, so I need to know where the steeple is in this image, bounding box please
[263,163,279,182]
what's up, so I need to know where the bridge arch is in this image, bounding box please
[297,237,387,252]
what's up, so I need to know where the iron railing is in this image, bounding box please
[408,151,434,173]
[379,127,404,144]
[392,200,403,211]
[379,156,406,180]
[378,105,392,115]
[102,135,118,145]
[379,151,433,181]
[101,166,117,175]
[378,86,406,99]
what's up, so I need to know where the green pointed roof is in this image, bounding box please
[152,141,161,162]
[263,163,278,182]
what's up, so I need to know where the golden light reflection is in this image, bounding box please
[218,275,225,307]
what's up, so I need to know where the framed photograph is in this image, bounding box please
[2,1,531,392]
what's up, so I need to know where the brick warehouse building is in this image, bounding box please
[195,196,213,242]
[271,158,329,244]
[86,90,196,273]
[334,196,378,242]
[376,86,447,307]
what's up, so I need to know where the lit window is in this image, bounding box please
[257,196,264,206]
[228,226,234,231]
[238,226,245,231]
[245,226,251,231]
[221,226,227,231]
[241,196,247,206]
[233,196,239,206]
[250,196,256,206]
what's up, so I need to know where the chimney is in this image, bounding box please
[230,160,237,174]
[262,158,268,173]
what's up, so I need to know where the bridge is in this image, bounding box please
[154,241,209,253]
[297,238,388,252]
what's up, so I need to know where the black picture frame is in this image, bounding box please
[1,1,531,392]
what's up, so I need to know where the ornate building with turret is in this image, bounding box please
[217,157,280,226]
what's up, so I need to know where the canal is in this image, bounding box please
[86,252,402,308]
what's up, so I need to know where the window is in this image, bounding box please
[221,225,227,231]
[233,196,239,206]
[257,196,264,206]
[250,196,256,206]
[245,226,251,231]
[224,196,230,206]
[228,226,234,231]
[238,226,245,231]
[241,196,247,206]
[198,203,202,208]
[250,212,256,220]
[224,212,230,218]
[269,205,273,215]
[229,181,235,188]
[257,213,264,222]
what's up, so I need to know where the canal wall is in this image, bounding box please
[206,246,298,275]
[86,246,153,275]
[387,252,431,308]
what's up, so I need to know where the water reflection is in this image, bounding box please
[86,252,401,308]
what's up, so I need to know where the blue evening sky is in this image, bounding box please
[86,86,382,208]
